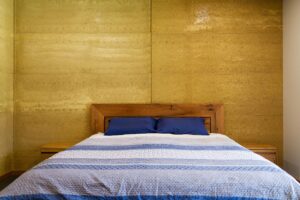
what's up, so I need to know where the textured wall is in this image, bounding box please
[283,0,300,179]
[152,0,283,164]
[15,0,151,170]
[0,0,14,176]
[15,0,282,170]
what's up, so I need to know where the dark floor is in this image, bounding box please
[0,175,19,191]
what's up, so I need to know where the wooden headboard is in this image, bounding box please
[91,104,224,134]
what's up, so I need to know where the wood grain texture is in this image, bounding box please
[152,0,283,165]
[0,0,14,176]
[40,142,75,153]
[91,104,224,134]
[242,143,277,164]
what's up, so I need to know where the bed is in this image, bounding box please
[0,104,300,200]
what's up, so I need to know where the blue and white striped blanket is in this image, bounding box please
[1,133,300,200]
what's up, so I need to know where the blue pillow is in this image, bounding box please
[156,117,209,135]
[105,117,156,136]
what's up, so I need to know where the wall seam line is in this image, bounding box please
[150,0,153,103]
[12,0,17,171]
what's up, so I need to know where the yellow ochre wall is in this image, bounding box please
[14,0,151,170]
[152,0,283,163]
[0,0,14,176]
[14,0,282,170]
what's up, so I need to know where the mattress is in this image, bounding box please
[0,133,300,200]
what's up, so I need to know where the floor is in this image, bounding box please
[0,175,19,191]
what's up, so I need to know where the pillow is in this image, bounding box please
[156,117,208,135]
[105,117,156,136]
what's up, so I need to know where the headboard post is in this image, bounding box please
[215,104,224,133]
[90,104,224,134]
[91,105,105,133]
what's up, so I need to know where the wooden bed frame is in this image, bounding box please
[91,104,224,134]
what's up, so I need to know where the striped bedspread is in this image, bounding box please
[1,133,300,200]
